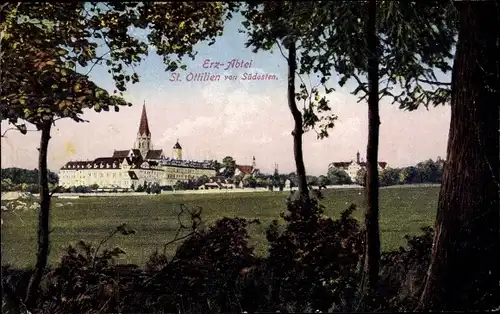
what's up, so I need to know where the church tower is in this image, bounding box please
[173,139,182,160]
[134,102,153,159]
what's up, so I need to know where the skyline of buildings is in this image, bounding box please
[58,104,218,188]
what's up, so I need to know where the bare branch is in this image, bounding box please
[417,78,451,86]
[1,126,38,138]
[84,49,113,76]
[1,127,18,137]
[351,73,369,95]
[49,185,60,197]
[275,40,289,62]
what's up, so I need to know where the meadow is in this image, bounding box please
[1,185,439,268]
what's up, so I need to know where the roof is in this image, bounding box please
[145,149,164,160]
[158,158,216,170]
[173,140,182,149]
[112,149,141,158]
[131,149,141,156]
[138,103,151,136]
[236,165,254,174]
[61,158,123,170]
[94,157,123,164]
[331,162,353,168]
[128,171,139,180]
[112,150,130,158]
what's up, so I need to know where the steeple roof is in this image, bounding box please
[173,139,182,149]
[138,102,151,136]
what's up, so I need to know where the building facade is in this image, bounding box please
[329,151,388,182]
[58,104,216,189]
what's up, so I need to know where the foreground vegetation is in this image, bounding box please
[1,186,438,268]
[3,187,443,313]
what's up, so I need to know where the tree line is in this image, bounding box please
[1,167,58,192]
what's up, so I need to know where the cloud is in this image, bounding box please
[156,116,217,146]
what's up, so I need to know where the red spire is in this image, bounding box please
[138,102,151,136]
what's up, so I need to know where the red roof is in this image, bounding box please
[237,165,253,174]
[138,103,151,136]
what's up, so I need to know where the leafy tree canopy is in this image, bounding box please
[240,1,457,137]
[1,2,236,130]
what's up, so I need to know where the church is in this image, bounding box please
[58,104,217,189]
[329,151,388,182]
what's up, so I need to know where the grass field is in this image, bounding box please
[1,186,439,268]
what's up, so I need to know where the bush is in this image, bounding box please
[37,224,137,313]
[135,184,145,192]
[150,183,161,194]
[140,206,260,313]
[377,226,434,311]
[256,195,364,312]
[1,199,438,314]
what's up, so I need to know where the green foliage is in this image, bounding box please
[37,224,136,313]
[378,227,435,311]
[242,174,257,188]
[134,184,145,193]
[399,166,419,184]
[149,183,161,195]
[294,1,457,110]
[327,167,352,185]
[240,1,458,139]
[196,175,210,186]
[356,168,367,186]
[1,2,235,130]
[221,156,237,178]
[1,168,58,186]
[241,2,338,139]
[379,159,445,186]
[1,194,448,312]
[263,196,364,312]
[379,168,401,187]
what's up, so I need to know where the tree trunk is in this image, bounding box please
[418,1,500,311]
[287,39,309,199]
[363,0,381,293]
[24,121,52,310]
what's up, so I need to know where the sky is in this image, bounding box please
[0,13,452,176]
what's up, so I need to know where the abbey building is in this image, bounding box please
[58,104,216,189]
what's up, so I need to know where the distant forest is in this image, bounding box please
[1,167,59,187]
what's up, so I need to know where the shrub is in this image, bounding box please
[135,184,145,192]
[377,226,434,311]
[141,211,260,313]
[254,194,365,312]
[1,200,440,314]
[36,224,137,313]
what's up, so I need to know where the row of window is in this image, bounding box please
[166,174,196,180]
